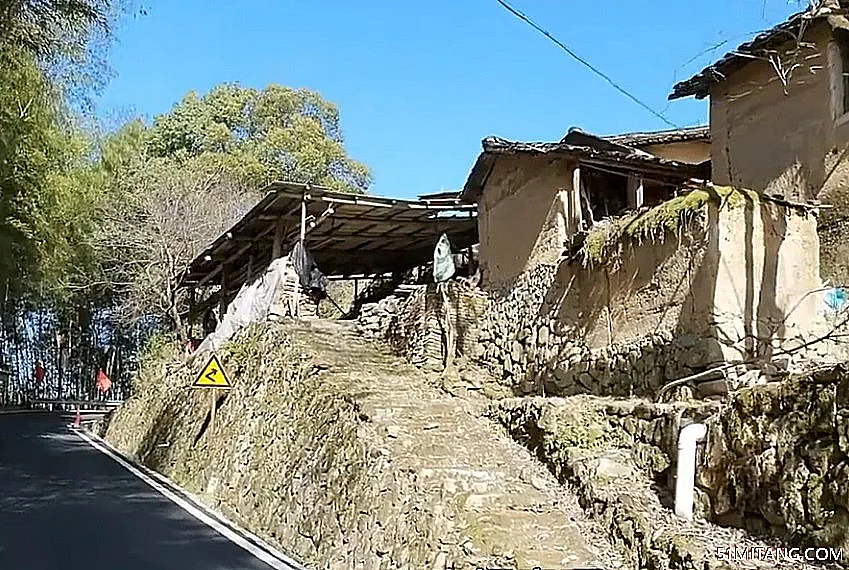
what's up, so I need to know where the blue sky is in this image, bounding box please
[98,0,801,198]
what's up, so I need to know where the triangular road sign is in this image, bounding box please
[193,354,232,389]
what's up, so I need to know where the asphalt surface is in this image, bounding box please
[0,413,288,570]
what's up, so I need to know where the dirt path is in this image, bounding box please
[287,319,626,570]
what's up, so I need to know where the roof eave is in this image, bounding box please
[460,152,495,204]
[667,6,840,102]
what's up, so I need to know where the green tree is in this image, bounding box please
[146,83,371,192]
[0,46,64,302]
[0,0,137,109]
[0,0,132,306]
[90,83,370,333]
[0,0,106,55]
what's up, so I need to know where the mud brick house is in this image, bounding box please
[461,130,709,289]
[450,126,835,398]
[669,0,849,282]
[601,125,711,165]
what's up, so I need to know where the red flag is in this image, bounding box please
[35,360,45,384]
[96,369,112,393]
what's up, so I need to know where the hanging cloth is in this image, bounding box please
[291,241,328,299]
[433,233,456,283]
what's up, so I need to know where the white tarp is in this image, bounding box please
[192,255,290,360]
[433,233,455,283]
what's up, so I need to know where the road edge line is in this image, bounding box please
[73,428,307,570]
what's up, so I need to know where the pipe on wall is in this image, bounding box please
[675,422,707,521]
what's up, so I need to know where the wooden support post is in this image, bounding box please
[572,166,585,231]
[294,195,307,318]
[218,266,228,322]
[300,195,307,242]
[272,217,285,260]
[560,188,573,239]
[246,251,254,284]
[187,286,197,338]
[627,174,645,210]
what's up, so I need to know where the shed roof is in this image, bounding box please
[669,2,846,100]
[182,182,478,289]
[461,136,708,203]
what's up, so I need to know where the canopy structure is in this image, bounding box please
[181,182,478,299]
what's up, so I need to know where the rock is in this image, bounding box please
[510,341,523,363]
[733,369,765,389]
[760,499,786,526]
[554,366,574,387]
[591,451,633,478]
[696,379,728,398]
[772,356,791,371]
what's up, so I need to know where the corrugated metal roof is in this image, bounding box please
[182,182,478,289]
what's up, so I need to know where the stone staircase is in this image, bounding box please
[288,319,625,569]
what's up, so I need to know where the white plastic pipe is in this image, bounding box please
[675,422,707,521]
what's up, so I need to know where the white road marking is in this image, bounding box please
[73,428,306,570]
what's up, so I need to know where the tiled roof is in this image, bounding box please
[669,1,847,100]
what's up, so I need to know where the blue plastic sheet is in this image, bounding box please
[825,287,848,312]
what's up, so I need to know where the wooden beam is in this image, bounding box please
[246,250,254,283]
[272,217,286,260]
[627,174,645,209]
[299,197,307,243]
[197,265,222,287]
[218,266,229,320]
[294,196,307,318]
[258,211,474,224]
[574,166,589,230]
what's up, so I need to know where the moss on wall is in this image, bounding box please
[700,365,849,551]
[580,185,761,269]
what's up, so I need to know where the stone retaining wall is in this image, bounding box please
[101,325,462,570]
[491,367,849,561]
[488,396,825,570]
[473,264,729,398]
[699,364,849,551]
[377,193,836,399]
[360,282,488,372]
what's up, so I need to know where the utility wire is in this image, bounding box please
[495,0,679,129]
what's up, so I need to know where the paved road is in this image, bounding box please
[0,413,294,570]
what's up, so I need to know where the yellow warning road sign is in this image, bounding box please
[193,354,232,389]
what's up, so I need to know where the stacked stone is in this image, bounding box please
[381,281,489,371]
[490,395,826,570]
[699,364,849,546]
[386,287,441,370]
[474,265,560,383]
[356,284,423,340]
[356,295,403,340]
[444,282,488,358]
[102,323,476,570]
[469,264,743,399]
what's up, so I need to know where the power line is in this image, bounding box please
[495,0,679,129]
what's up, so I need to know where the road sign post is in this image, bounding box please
[192,354,232,427]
